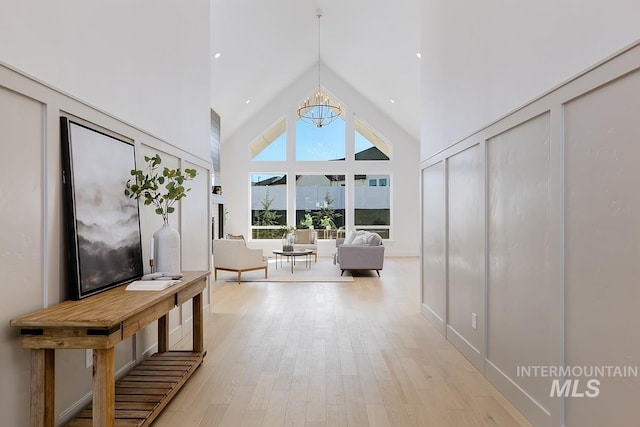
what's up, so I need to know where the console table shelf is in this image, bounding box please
[68,351,204,427]
[10,270,210,427]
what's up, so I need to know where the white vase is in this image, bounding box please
[153,223,181,273]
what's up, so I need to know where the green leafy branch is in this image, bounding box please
[124,154,197,224]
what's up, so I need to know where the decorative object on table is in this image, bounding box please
[125,154,197,274]
[125,279,181,291]
[140,271,183,280]
[281,225,296,251]
[60,117,145,300]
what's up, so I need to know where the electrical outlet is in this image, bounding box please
[471,313,477,330]
[85,349,93,368]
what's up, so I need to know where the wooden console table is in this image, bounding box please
[10,270,210,427]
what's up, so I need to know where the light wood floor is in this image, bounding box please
[154,257,531,427]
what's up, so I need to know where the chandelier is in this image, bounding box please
[297,8,342,128]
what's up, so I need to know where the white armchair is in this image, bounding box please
[213,239,267,283]
[292,229,317,262]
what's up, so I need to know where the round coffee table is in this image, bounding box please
[272,249,313,273]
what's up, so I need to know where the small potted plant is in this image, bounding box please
[125,154,197,272]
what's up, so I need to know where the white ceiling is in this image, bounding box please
[211,0,421,141]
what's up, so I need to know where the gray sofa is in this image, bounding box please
[335,231,385,276]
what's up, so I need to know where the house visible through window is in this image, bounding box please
[354,116,390,161]
[354,174,391,239]
[247,104,393,240]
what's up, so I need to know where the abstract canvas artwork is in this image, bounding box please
[61,117,143,299]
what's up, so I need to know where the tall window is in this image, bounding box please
[251,174,287,239]
[296,116,346,161]
[295,175,345,239]
[354,174,391,238]
[247,107,394,241]
[251,119,286,161]
[354,116,390,160]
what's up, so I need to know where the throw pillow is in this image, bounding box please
[366,232,382,246]
[351,233,369,245]
[344,231,356,245]
[345,230,366,245]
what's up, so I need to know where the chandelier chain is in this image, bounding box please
[317,9,321,91]
[297,8,342,128]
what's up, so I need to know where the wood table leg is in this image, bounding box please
[158,314,169,353]
[31,349,54,427]
[93,347,115,426]
[193,291,204,353]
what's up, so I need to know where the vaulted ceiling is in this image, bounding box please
[211,0,421,142]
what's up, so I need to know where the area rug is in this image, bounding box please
[220,257,354,282]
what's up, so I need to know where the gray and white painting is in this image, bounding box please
[69,123,143,294]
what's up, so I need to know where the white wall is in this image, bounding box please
[420,2,640,425]
[446,144,484,369]
[0,2,211,425]
[221,64,420,257]
[0,0,211,161]
[563,70,640,426]
[421,0,640,157]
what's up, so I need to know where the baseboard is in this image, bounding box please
[142,342,158,359]
[58,390,93,425]
[169,323,184,347]
[446,325,482,369]
[182,315,194,340]
[421,303,445,336]
[58,359,137,424]
[485,359,558,426]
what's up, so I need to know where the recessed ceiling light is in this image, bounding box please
[214,53,221,59]
[245,99,251,104]
[390,99,395,104]
[416,52,422,59]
